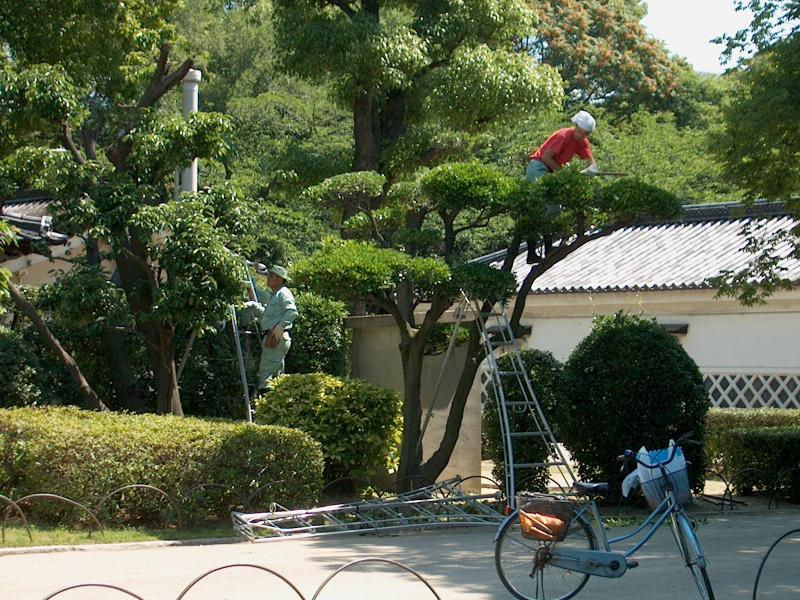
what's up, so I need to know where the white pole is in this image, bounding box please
[181,68,202,193]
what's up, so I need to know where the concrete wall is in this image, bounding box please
[347,314,482,487]
[4,237,85,286]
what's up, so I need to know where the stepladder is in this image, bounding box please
[466,296,576,509]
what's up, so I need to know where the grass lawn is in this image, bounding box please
[1,522,238,548]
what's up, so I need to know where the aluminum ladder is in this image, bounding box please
[232,478,504,541]
[229,259,265,422]
[467,296,576,509]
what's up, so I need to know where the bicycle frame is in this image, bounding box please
[575,490,679,560]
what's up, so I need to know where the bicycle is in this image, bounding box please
[495,437,714,600]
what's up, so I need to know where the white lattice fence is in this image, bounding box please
[704,373,800,409]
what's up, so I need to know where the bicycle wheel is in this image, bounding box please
[495,509,597,600]
[672,512,715,600]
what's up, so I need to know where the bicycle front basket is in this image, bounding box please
[641,467,692,510]
[517,494,574,542]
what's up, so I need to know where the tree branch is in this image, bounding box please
[369,293,412,343]
[61,123,86,165]
[137,44,195,109]
[328,0,356,18]
[510,219,633,328]
[9,282,107,411]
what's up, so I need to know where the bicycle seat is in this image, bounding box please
[574,481,609,495]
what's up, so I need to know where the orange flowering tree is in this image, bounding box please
[527,0,687,114]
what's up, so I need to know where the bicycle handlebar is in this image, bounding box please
[620,432,698,470]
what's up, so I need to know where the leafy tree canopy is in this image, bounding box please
[716,0,800,62]
[271,0,564,175]
[715,33,800,199]
[0,0,181,101]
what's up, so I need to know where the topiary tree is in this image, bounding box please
[285,292,351,377]
[297,163,681,487]
[483,349,565,494]
[254,373,402,482]
[561,313,710,499]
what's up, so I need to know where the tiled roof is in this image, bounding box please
[495,202,800,294]
[1,192,68,245]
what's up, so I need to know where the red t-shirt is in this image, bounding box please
[528,127,593,170]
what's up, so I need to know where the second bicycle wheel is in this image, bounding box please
[495,510,597,600]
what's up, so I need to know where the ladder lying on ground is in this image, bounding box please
[232,478,504,541]
[466,295,576,509]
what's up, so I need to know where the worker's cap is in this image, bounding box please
[268,265,289,281]
[251,262,269,275]
[571,110,596,133]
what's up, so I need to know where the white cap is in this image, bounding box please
[571,110,596,133]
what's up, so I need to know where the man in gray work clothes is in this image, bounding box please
[248,264,298,392]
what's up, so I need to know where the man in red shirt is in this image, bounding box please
[526,110,598,181]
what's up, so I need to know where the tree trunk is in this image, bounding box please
[154,324,182,415]
[85,241,147,412]
[8,282,107,411]
[352,88,380,172]
[396,339,425,483]
[382,90,406,148]
[101,328,148,412]
[114,235,184,415]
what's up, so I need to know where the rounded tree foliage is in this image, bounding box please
[285,292,351,377]
[483,349,566,494]
[561,313,709,498]
[597,177,682,223]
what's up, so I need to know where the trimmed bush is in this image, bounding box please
[716,427,800,502]
[483,349,565,493]
[0,406,323,525]
[285,291,351,376]
[706,408,800,465]
[255,373,402,481]
[561,313,710,499]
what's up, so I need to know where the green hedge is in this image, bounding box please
[255,373,402,481]
[483,349,565,493]
[707,408,800,463]
[716,427,800,502]
[0,406,324,525]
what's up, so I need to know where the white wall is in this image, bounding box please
[520,289,800,376]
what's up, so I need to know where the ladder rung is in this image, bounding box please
[509,432,549,438]
[498,371,525,376]
[514,462,569,469]
[485,325,509,334]
[504,401,537,407]
[490,340,515,347]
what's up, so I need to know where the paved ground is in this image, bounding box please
[2,510,799,599]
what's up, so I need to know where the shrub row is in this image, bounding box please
[255,373,402,482]
[706,408,800,463]
[0,406,324,526]
[715,427,800,502]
